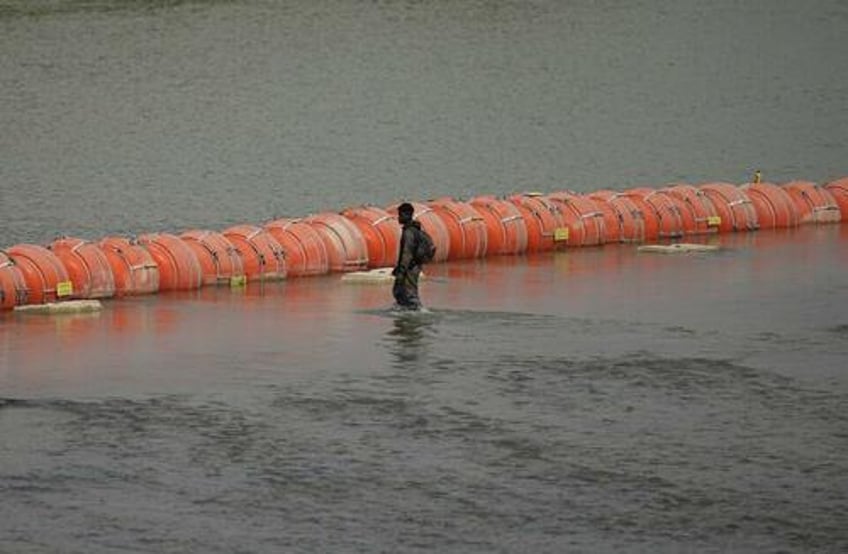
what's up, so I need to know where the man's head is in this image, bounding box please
[398,202,414,225]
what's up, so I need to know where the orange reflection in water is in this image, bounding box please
[2,225,845,394]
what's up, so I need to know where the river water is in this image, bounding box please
[1,1,847,552]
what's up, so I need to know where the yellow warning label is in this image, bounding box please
[56,281,74,297]
[229,275,247,288]
[707,216,722,227]
[554,227,570,241]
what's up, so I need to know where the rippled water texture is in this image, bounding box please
[2,1,848,552]
[1,0,847,244]
[3,228,848,552]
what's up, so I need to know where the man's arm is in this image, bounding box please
[395,226,416,272]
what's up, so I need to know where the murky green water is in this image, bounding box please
[2,0,847,245]
[1,1,847,552]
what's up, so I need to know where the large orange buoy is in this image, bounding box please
[6,244,71,305]
[587,190,646,243]
[699,183,758,232]
[583,193,623,244]
[663,184,720,235]
[340,206,401,268]
[0,251,28,309]
[303,213,370,272]
[264,218,329,277]
[469,196,529,255]
[180,230,245,286]
[782,180,842,224]
[824,177,848,220]
[740,182,799,229]
[625,187,690,238]
[545,191,607,246]
[507,193,568,252]
[221,225,287,281]
[99,237,160,296]
[428,198,487,259]
[48,237,116,299]
[386,202,451,263]
[137,233,203,291]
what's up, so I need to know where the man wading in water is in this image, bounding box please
[392,202,435,311]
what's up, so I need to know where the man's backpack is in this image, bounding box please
[413,228,437,265]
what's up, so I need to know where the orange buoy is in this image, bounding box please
[699,183,759,232]
[545,191,607,246]
[137,233,203,291]
[385,202,451,263]
[507,193,568,252]
[99,237,160,296]
[340,206,401,268]
[583,193,623,243]
[180,230,245,286]
[48,237,116,299]
[302,213,370,272]
[658,189,699,236]
[221,225,287,281]
[587,190,647,243]
[782,181,841,224]
[823,177,848,218]
[468,196,529,255]
[624,187,691,239]
[663,184,720,235]
[0,251,28,309]
[6,244,71,305]
[824,177,848,220]
[740,182,800,229]
[428,198,487,259]
[264,218,330,277]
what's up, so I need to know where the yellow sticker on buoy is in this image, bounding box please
[707,216,722,227]
[554,227,570,241]
[229,275,247,288]
[56,281,74,297]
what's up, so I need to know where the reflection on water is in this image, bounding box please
[1,229,847,552]
[384,311,437,368]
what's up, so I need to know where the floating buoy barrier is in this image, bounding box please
[49,237,116,299]
[6,244,71,305]
[699,182,759,232]
[98,236,160,296]
[625,188,690,239]
[740,182,799,229]
[180,229,246,286]
[341,206,401,269]
[664,184,720,236]
[469,195,529,256]
[1,177,846,311]
[387,202,452,263]
[1,250,28,309]
[587,190,647,243]
[637,243,721,254]
[546,191,607,247]
[222,225,287,281]
[428,198,488,259]
[782,181,841,224]
[825,178,848,217]
[507,193,568,253]
[264,218,329,277]
[137,233,203,291]
[303,212,370,272]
